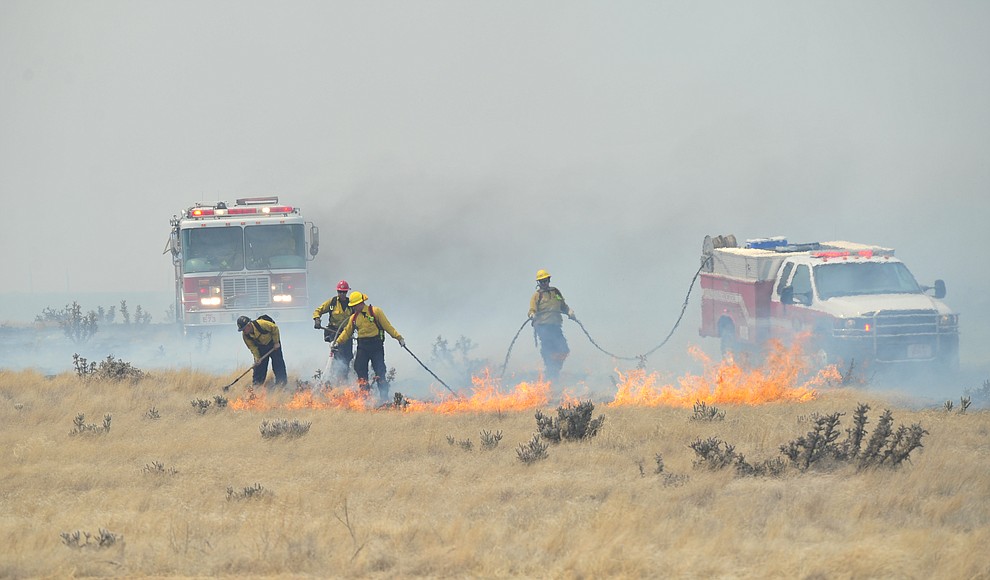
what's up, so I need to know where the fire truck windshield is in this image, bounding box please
[182,228,244,273]
[182,224,306,273]
[814,261,922,299]
[245,224,306,269]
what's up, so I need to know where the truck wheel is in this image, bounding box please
[810,328,834,368]
[937,346,960,374]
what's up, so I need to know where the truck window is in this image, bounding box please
[814,262,922,299]
[776,262,794,296]
[245,224,306,270]
[791,264,812,301]
[182,228,244,273]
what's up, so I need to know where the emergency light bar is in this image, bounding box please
[745,236,787,250]
[187,204,296,218]
[813,250,883,260]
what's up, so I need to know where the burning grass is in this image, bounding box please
[611,341,837,408]
[225,341,839,414]
[1,357,987,578]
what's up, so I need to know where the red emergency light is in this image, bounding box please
[813,251,848,259]
[228,208,258,215]
[813,250,875,260]
[189,208,215,217]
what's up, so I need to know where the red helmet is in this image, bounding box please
[336,280,350,292]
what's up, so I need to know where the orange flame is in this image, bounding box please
[228,341,838,412]
[409,369,551,414]
[229,384,373,411]
[609,339,840,408]
[228,370,552,414]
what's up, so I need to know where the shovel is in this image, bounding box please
[222,347,277,392]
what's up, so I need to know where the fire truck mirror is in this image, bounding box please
[309,225,320,257]
[934,279,946,299]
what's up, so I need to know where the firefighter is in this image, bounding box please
[313,280,354,380]
[528,269,575,381]
[331,291,405,401]
[237,315,287,387]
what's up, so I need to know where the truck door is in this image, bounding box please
[772,261,818,340]
[790,265,813,307]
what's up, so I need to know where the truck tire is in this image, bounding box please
[810,325,834,368]
[937,345,960,374]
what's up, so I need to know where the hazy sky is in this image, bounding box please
[2,1,988,373]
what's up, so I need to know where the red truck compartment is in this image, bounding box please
[700,273,775,344]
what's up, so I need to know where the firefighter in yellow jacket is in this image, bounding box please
[237,315,287,387]
[528,269,575,381]
[313,280,354,380]
[332,291,405,401]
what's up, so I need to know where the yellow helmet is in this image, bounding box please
[536,269,551,281]
[347,291,367,307]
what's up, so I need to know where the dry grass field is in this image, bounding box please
[1,356,988,579]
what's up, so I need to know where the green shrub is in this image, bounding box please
[535,401,604,443]
[516,434,549,464]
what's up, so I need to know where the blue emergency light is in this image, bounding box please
[745,237,787,250]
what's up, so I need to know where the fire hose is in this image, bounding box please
[498,318,532,378]
[321,320,460,398]
[402,344,459,397]
[500,259,710,374]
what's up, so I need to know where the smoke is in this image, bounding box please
[1,2,989,395]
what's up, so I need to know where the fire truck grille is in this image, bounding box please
[874,309,938,362]
[222,277,271,308]
[873,310,938,336]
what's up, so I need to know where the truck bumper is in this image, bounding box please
[181,307,313,330]
[831,332,959,366]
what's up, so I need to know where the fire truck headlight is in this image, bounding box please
[836,317,871,332]
[939,314,957,327]
[200,296,222,306]
[272,294,292,303]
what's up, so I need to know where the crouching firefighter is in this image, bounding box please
[331,291,405,401]
[313,280,354,381]
[528,269,575,381]
[237,315,287,387]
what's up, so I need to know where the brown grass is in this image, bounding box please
[0,368,988,578]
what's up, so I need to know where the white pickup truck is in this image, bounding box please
[698,235,959,370]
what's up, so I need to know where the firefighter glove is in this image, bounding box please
[568,311,577,321]
[330,342,339,354]
[313,318,322,330]
[398,338,406,348]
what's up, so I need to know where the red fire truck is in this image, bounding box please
[166,197,319,332]
[699,235,959,369]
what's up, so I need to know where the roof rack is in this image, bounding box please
[773,242,822,253]
[235,196,279,205]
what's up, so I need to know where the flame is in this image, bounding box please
[227,340,839,412]
[609,339,840,408]
[227,369,551,414]
[412,369,551,414]
[229,385,373,411]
